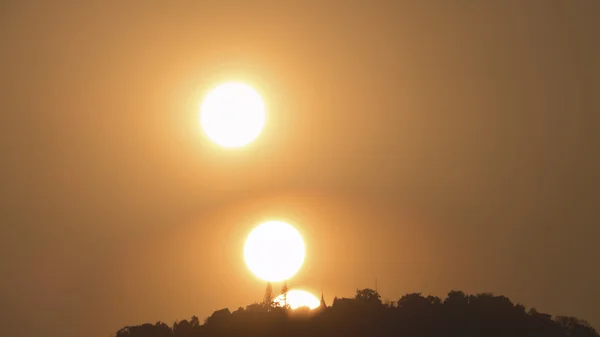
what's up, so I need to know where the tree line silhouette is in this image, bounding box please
[115,289,598,337]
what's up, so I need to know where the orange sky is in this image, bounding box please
[1,1,599,337]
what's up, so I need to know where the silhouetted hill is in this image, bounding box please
[115,289,598,337]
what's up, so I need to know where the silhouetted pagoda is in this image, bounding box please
[319,290,327,310]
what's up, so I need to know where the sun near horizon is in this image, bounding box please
[274,290,321,310]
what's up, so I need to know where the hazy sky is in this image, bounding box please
[1,1,599,337]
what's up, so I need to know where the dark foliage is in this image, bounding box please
[115,289,598,337]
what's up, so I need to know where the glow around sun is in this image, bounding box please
[275,290,320,310]
[200,82,266,148]
[244,221,305,282]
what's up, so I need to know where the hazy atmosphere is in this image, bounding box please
[1,2,598,337]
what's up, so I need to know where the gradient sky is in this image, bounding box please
[1,1,599,337]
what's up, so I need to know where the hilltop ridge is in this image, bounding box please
[115,289,599,337]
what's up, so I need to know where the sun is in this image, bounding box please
[244,221,305,282]
[275,290,320,310]
[200,82,266,148]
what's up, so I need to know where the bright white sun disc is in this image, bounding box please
[244,221,305,282]
[200,82,265,148]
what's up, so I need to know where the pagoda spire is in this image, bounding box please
[319,288,327,308]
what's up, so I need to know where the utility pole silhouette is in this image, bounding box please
[281,280,289,308]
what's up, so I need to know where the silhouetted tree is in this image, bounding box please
[172,319,191,337]
[204,308,231,326]
[263,282,273,310]
[190,316,200,328]
[355,288,382,305]
[245,302,264,312]
[444,290,469,306]
[397,292,430,310]
[281,280,289,309]
[117,322,172,337]
[557,316,598,337]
